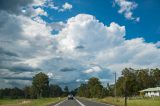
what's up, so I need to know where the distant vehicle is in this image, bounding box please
[68,94,74,100]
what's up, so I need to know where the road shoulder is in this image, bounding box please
[47,98,66,106]
[77,97,115,106]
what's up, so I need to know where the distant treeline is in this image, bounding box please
[0,85,72,99]
[0,72,74,99]
[0,68,160,99]
[116,68,160,96]
[76,68,160,98]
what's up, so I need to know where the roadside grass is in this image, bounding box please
[96,97,160,106]
[0,97,64,106]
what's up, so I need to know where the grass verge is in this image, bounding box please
[0,97,65,106]
[96,97,160,106]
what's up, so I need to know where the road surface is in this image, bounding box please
[48,98,114,106]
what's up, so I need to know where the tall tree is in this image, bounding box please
[150,68,160,86]
[77,83,90,97]
[106,83,114,96]
[136,69,151,89]
[32,72,49,98]
[88,77,103,98]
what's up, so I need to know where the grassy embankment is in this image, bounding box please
[96,97,160,106]
[0,97,64,106]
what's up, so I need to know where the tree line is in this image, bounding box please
[0,72,70,99]
[0,68,160,99]
[116,68,160,96]
[76,77,117,98]
[76,68,160,98]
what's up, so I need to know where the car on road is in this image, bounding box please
[68,94,74,100]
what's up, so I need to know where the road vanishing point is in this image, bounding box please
[48,98,114,106]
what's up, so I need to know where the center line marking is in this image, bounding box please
[75,98,85,106]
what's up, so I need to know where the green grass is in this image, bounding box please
[96,97,160,106]
[0,97,65,106]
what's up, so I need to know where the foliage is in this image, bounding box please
[63,86,69,96]
[32,72,49,98]
[77,68,160,98]
[0,88,24,99]
[77,77,105,98]
[0,68,160,99]
[116,68,160,96]
[70,88,78,96]
[0,72,66,99]
[49,84,63,97]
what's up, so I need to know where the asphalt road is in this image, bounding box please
[48,98,114,106]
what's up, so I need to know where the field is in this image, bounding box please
[0,98,64,106]
[96,97,160,106]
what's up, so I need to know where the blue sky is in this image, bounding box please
[0,0,160,89]
[43,0,160,43]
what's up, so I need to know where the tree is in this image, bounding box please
[70,88,78,96]
[30,86,38,99]
[88,77,103,98]
[77,83,90,97]
[106,83,114,96]
[0,89,3,99]
[150,68,160,86]
[63,86,69,96]
[32,72,49,98]
[136,69,151,90]
[10,87,24,99]
[122,68,139,96]
[115,68,160,97]
[49,84,62,97]
[116,77,125,96]
[23,86,31,99]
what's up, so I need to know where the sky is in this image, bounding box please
[0,0,160,89]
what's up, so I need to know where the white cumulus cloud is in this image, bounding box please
[62,2,72,10]
[113,0,140,22]
[55,14,160,76]
[83,66,102,74]
[156,41,160,48]
[59,2,73,12]
[0,11,160,88]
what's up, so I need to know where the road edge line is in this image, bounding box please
[75,98,86,106]
[54,99,66,106]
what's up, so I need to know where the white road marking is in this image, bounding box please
[54,99,67,106]
[75,98,86,106]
